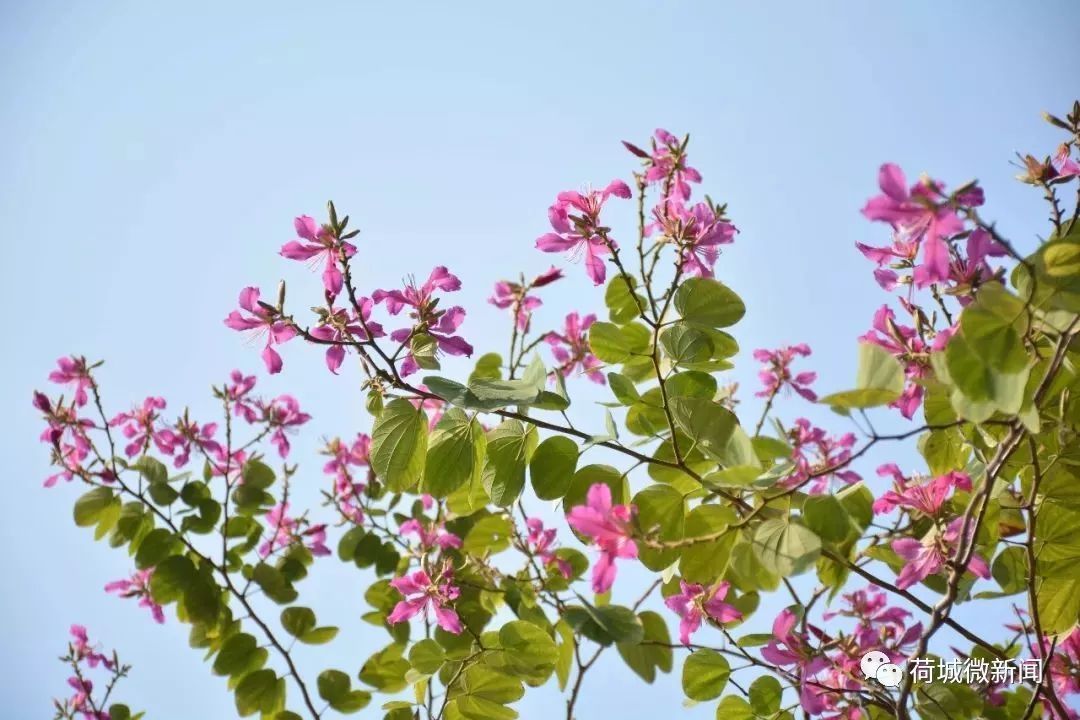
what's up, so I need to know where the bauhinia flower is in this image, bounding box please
[664,580,742,645]
[279,214,357,299]
[761,608,830,715]
[308,300,385,374]
[566,483,637,593]
[400,517,463,552]
[872,465,972,517]
[535,180,632,285]
[386,562,462,634]
[70,625,112,670]
[1045,628,1080,700]
[223,286,297,374]
[157,415,221,468]
[648,199,737,278]
[625,128,702,202]
[525,517,573,579]
[48,356,93,407]
[324,434,371,524]
[860,304,947,419]
[225,369,259,422]
[261,394,311,458]
[373,266,473,376]
[104,569,165,624]
[260,502,331,558]
[783,418,860,495]
[109,396,169,457]
[891,517,991,590]
[488,267,563,331]
[753,344,817,401]
[861,164,968,287]
[546,312,604,384]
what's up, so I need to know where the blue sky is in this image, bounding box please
[1,1,1077,717]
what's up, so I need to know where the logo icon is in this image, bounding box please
[860,651,904,688]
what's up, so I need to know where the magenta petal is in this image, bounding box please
[536,233,577,252]
[433,605,463,634]
[262,345,283,374]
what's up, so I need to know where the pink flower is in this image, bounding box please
[860,305,935,419]
[753,344,817,401]
[48,356,93,407]
[525,518,573,579]
[67,676,93,713]
[279,215,357,299]
[566,484,637,593]
[109,397,169,457]
[324,434,371,523]
[782,418,860,495]
[400,518,463,552]
[225,370,259,422]
[948,228,1006,292]
[157,417,221,468]
[1053,143,1080,179]
[891,517,991,590]
[35,397,95,487]
[1046,628,1080,699]
[760,608,830,715]
[546,312,605,384]
[862,164,965,287]
[70,625,113,670]
[224,287,297,374]
[649,199,737,278]
[627,128,702,202]
[105,569,165,624]
[535,180,632,285]
[386,563,462,634]
[259,502,330,558]
[488,267,562,332]
[664,580,742,645]
[373,267,473,376]
[872,465,972,517]
[261,395,311,458]
[822,587,921,656]
[309,300,385,374]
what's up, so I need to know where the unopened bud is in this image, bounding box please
[277,279,287,311]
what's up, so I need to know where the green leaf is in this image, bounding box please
[715,695,754,720]
[134,528,177,569]
[234,669,279,717]
[606,276,644,324]
[241,459,276,489]
[748,675,783,716]
[423,409,484,498]
[74,487,115,527]
[529,436,578,500]
[674,277,745,328]
[634,484,685,571]
[218,636,268,682]
[253,563,298,604]
[680,505,738,583]
[358,643,410,693]
[991,547,1027,596]
[616,610,673,683]
[1036,576,1080,635]
[751,518,821,577]
[803,495,850,543]
[409,639,446,674]
[370,399,428,492]
[410,332,440,370]
[131,456,168,485]
[148,554,195,604]
[463,512,514,556]
[607,372,642,405]
[499,620,558,677]
[281,607,316,638]
[469,353,504,383]
[682,649,730,701]
[660,323,714,365]
[317,669,372,713]
[820,342,904,410]
[300,627,339,644]
[589,321,635,363]
[482,420,537,506]
[563,604,644,646]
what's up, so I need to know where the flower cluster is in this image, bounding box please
[782,418,860,495]
[260,502,330,559]
[323,433,372,524]
[386,561,462,634]
[546,312,604,384]
[753,344,817,402]
[488,267,563,331]
[567,484,637,593]
[104,568,165,624]
[535,181,631,285]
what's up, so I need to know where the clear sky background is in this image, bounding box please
[2,1,1078,717]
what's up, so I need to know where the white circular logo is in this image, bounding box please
[860,650,890,679]
[875,662,904,688]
